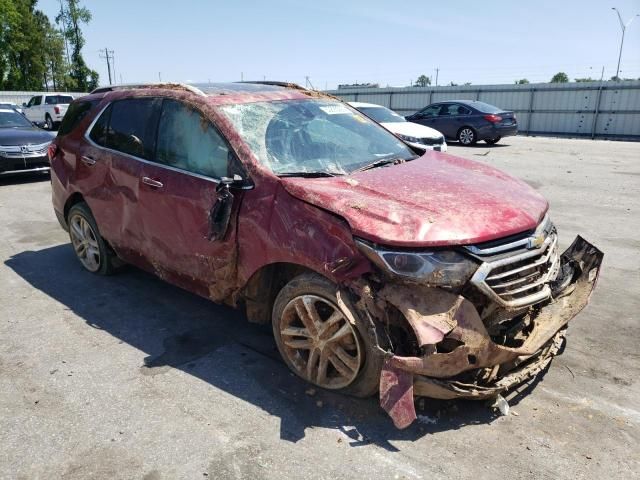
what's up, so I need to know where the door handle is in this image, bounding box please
[142,176,163,188]
[81,155,96,166]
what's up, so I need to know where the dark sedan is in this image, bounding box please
[0,107,53,176]
[405,100,517,145]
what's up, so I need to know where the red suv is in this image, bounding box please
[50,82,603,428]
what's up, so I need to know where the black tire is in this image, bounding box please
[45,114,53,130]
[457,126,477,145]
[485,137,501,145]
[67,202,119,275]
[272,273,384,397]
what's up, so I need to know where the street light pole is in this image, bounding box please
[612,8,639,80]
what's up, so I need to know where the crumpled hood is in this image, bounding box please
[280,151,548,247]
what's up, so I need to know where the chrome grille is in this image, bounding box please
[466,216,561,309]
[0,142,50,159]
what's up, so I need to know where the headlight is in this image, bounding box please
[356,240,478,287]
[396,133,420,143]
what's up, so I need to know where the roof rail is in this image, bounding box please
[89,83,206,96]
[236,81,308,91]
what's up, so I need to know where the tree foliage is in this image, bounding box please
[415,74,431,87]
[0,0,97,91]
[550,72,569,83]
[56,0,98,91]
[515,78,530,84]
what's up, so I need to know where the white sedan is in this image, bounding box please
[349,102,447,152]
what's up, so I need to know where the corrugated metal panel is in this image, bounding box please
[329,81,640,139]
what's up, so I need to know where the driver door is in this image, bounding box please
[136,98,244,301]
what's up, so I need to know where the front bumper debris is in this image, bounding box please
[378,236,603,428]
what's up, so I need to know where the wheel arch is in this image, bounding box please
[241,262,336,324]
[63,192,86,222]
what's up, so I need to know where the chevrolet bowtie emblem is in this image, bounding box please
[527,234,545,249]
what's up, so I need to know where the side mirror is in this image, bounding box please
[207,178,238,241]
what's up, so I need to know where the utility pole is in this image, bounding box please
[612,8,639,80]
[435,68,439,86]
[158,72,162,82]
[99,48,114,85]
[241,72,243,81]
[305,76,315,90]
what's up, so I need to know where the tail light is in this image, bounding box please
[483,114,502,123]
[54,106,60,114]
[47,143,57,161]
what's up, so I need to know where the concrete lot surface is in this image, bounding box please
[1,136,639,479]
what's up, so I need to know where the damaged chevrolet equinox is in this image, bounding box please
[50,82,603,428]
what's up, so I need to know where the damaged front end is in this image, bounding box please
[353,224,603,429]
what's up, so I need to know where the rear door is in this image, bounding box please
[80,97,162,261]
[136,98,243,300]
[437,103,472,138]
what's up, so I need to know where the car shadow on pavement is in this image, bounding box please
[5,244,548,452]
[0,172,50,186]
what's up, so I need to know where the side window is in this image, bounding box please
[33,96,42,106]
[89,104,112,146]
[27,97,36,107]
[58,100,99,137]
[441,104,471,116]
[419,105,440,117]
[106,98,161,159]
[156,99,230,178]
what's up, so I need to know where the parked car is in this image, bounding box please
[0,107,53,176]
[406,100,517,145]
[49,82,602,428]
[23,94,74,130]
[0,102,24,115]
[349,101,447,152]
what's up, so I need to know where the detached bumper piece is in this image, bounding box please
[380,236,603,428]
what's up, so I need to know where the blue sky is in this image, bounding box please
[39,0,640,88]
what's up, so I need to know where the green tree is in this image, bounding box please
[550,72,569,83]
[415,74,431,87]
[0,0,68,91]
[56,0,98,91]
[574,77,595,82]
[515,78,530,84]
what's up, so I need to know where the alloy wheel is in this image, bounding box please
[279,294,362,389]
[459,128,475,145]
[69,214,101,272]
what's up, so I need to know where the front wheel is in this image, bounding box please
[485,137,501,145]
[272,273,383,397]
[457,127,477,145]
[45,114,53,130]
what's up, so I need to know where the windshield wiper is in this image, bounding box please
[352,157,405,173]
[277,171,342,178]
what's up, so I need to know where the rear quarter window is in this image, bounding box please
[45,95,74,105]
[57,100,100,137]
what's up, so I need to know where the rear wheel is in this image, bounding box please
[485,137,501,145]
[272,273,383,397]
[458,127,477,145]
[67,202,118,275]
